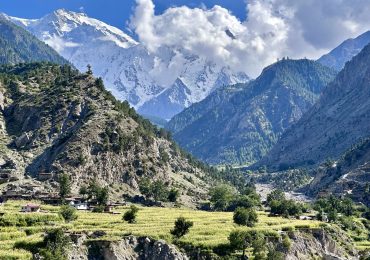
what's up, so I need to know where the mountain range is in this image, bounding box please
[3,9,249,120]
[258,42,370,170]
[167,59,336,166]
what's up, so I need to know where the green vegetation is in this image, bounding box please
[59,205,78,223]
[209,184,261,211]
[123,205,139,223]
[139,178,177,202]
[171,217,193,238]
[0,17,68,65]
[58,173,71,200]
[86,180,109,207]
[314,195,356,222]
[0,200,327,259]
[167,59,336,166]
[267,189,307,218]
[39,229,71,260]
[233,207,258,227]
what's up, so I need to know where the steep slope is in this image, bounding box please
[307,138,370,206]
[318,30,370,71]
[6,9,249,119]
[0,15,68,65]
[258,43,370,170]
[167,59,336,165]
[0,63,212,205]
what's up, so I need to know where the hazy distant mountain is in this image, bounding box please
[0,15,67,65]
[167,59,336,165]
[5,9,249,119]
[259,43,370,170]
[318,30,370,71]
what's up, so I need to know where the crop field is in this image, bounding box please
[0,200,368,259]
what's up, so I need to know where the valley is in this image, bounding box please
[0,1,370,259]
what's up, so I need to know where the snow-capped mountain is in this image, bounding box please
[4,9,249,119]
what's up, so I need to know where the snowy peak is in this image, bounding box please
[6,10,249,119]
[10,9,138,49]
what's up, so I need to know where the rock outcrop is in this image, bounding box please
[284,229,358,260]
[69,235,188,260]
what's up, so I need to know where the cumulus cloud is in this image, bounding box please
[130,0,370,78]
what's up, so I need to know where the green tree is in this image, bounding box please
[267,189,285,206]
[267,245,284,260]
[252,234,267,260]
[96,187,109,206]
[123,205,139,223]
[59,205,78,223]
[171,217,193,238]
[39,229,71,260]
[209,184,235,211]
[228,230,253,259]
[233,207,258,227]
[168,188,180,202]
[79,185,88,200]
[59,173,71,200]
[151,180,169,201]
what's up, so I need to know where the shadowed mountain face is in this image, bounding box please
[0,16,68,65]
[258,43,370,171]
[318,30,370,71]
[167,59,336,166]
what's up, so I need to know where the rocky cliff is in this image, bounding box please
[0,63,210,205]
[69,235,188,260]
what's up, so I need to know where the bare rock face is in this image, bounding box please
[0,63,209,207]
[284,229,358,260]
[68,235,188,260]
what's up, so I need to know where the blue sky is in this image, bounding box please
[0,0,247,30]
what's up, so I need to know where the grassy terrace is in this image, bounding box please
[0,200,368,259]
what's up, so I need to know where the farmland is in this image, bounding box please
[0,200,368,259]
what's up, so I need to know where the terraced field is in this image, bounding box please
[0,200,368,259]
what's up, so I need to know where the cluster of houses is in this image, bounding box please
[18,196,125,214]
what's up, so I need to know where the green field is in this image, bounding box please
[0,200,368,259]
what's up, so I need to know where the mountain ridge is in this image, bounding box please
[258,43,370,170]
[167,59,336,165]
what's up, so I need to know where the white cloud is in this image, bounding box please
[130,0,370,78]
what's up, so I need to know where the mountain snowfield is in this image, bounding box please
[3,9,249,119]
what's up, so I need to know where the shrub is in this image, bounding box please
[39,228,71,260]
[294,224,310,229]
[92,205,105,213]
[59,205,78,222]
[123,205,139,223]
[281,226,294,232]
[282,234,291,250]
[171,217,193,238]
[233,207,258,227]
[168,188,180,202]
